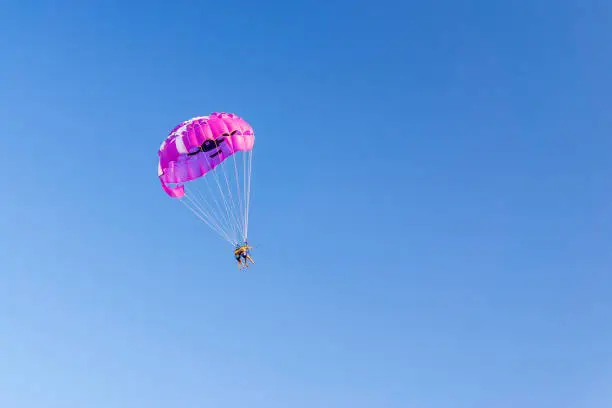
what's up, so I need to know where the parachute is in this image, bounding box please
[157,112,255,246]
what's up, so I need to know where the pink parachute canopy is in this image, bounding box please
[157,112,255,198]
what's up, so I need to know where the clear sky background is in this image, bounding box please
[1,1,611,407]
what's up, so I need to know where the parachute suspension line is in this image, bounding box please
[184,184,235,244]
[239,140,253,243]
[241,149,247,241]
[184,183,236,244]
[202,152,241,245]
[185,196,230,243]
[212,156,244,245]
[197,170,236,242]
[217,149,244,244]
[231,146,246,243]
[187,122,236,243]
[244,148,254,240]
[172,138,254,247]
[181,160,239,245]
[242,148,248,240]
[180,193,233,243]
[187,182,226,235]
[186,188,234,243]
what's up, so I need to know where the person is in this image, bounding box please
[235,250,243,268]
[234,242,255,269]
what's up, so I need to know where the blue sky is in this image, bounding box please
[1,1,611,407]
